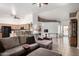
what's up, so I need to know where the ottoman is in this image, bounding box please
[37,40,52,50]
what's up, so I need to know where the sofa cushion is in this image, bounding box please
[38,37,43,40]
[0,41,5,52]
[1,46,25,56]
[0,37,20,50]
[18,35,27,45]
[26,36,36,44]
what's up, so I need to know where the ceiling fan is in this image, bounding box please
[11,5,21,19]
[32,3,48,7]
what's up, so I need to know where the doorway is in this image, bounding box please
[63,26,70,48]
[63,26,68,36]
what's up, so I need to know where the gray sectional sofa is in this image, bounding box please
[0,35,39,56]
[0,35,60,56]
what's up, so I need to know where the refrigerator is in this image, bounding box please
[1,26,11,38]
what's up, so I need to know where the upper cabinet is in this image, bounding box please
[70,11,77,17]
[0,23,32,30]
[70,11,79,19]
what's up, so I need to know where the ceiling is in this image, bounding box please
[38,3,79,21]
[0,3,79,20]
[0,3,33,18]
[0,3,73,18]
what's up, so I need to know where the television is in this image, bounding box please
[20,27,24,30]
[44,29,48,32]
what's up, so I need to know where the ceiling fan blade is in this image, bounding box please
[11,5,16,16]
[32,3,48,7]
[11,5,23,19]
[14,16,20,19]
[11,5,20,19]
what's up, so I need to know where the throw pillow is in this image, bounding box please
[26,36,36,44]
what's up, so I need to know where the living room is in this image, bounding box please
[0,3,79,56]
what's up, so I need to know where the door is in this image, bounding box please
[70,19,77,47]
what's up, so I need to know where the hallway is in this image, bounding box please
[62,37,79,56]
[52,36,79,56]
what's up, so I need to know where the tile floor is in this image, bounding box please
[52,36,79,56]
